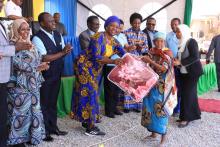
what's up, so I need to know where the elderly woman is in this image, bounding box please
[7,19,48,146]
[141,32,176,145]
[71,16,125,136]
[174,24,202,128]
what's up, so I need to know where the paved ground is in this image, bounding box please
[34,89,220,147]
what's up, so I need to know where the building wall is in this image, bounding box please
[76,0,186,35]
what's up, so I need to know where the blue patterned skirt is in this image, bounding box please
[7,87,45,145]
[141,86,168,135]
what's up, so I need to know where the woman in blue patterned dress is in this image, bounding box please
[7,19,48,146]
[141,32,175,145]
[123,13,148,113]
[71,16,125,136]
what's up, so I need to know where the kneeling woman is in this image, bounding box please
[71,16,125,136]
[141,32,175,145]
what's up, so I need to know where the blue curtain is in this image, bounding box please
[44,0,76,36]
[45,0,80,76]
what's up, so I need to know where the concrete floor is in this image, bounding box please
[34,89,220,147]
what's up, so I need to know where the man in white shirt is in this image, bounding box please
[4,0,33,22]
[32,12,72,142]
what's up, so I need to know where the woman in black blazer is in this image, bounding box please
[174,24,203,128]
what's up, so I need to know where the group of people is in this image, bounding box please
[73,12,203,145]
[0,0,211,146]
[0,0,72,147]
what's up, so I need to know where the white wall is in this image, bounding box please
[76,0,185,36]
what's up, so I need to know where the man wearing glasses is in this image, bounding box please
[79,15,100,50]
[143,17,158,49]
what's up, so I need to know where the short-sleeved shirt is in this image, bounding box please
[4,1,22,17]
[166,31,178,58]
[32,28,65,55]
[114,33,128,47]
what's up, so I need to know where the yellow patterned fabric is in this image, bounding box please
[104,44,114,57]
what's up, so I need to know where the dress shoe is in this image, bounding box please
[9,143,26,147]
[43,134,54,142]
[114,110,123,115]
[106,113,115,118]
[124,109,130,113]
[178,121,190,128]
[51,128,68,136]
[133,109,141,113]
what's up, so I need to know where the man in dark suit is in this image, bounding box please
[143,17,158,49]
[79,15,100,50]
[206,35,220,92]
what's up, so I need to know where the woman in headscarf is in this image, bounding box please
[123,12,148,113]
[141,32,176,145]
[174,24,202,128]
[71,16,125,136]
[7,19,48,146]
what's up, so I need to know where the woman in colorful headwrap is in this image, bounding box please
[141,32,176,145]
[7,19,48,146]
[71,16,125,136]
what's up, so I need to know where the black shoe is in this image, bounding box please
[51,128,68,136]
[43,134,54,142]
[124,109,130,113]
[106,113,115,118]
[114,110,123,115]
[82,122,100,131]
[176,119,182,122]
[133,109,141,113]
[218,89,220,92]
[9,143,26,147]
[82,122,88,129]
[178,121,190,128]
[85,127,105,136]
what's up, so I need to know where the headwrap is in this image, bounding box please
[153,32,166,41]
[104,16,120,29]
[10,19,30,42]
[177,24,191,53]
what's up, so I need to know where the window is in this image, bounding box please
[139,2,167,33]
[89,4,112,31]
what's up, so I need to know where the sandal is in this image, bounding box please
[178,121,189,128]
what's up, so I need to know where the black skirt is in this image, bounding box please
[179,73,201,121]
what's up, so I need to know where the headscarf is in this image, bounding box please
[10,19,30,42]
[177,24,191,52]
[104,16,120,29]
[153,32,166,41]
